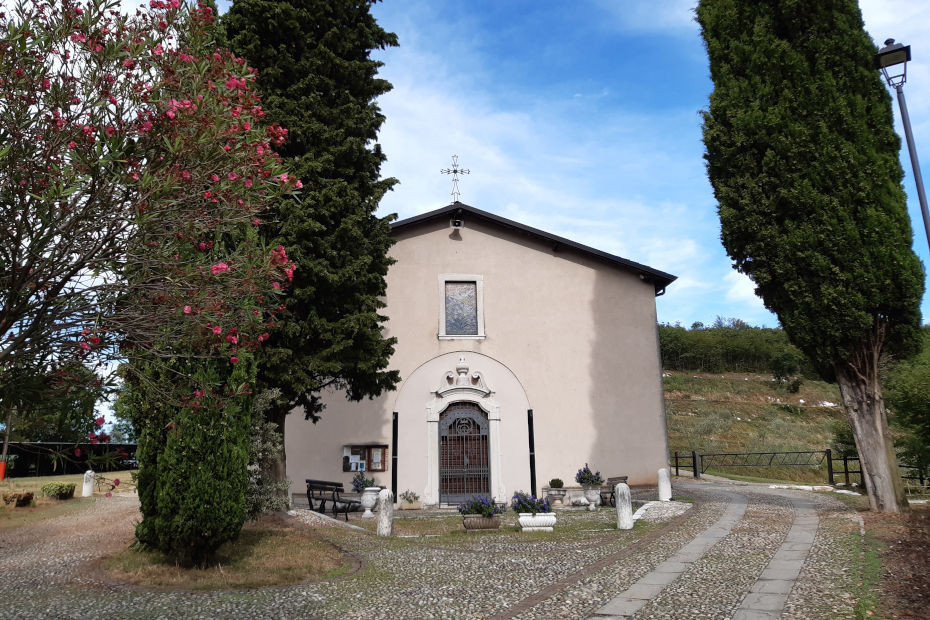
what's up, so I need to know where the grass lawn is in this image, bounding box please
[103,514,353,590]
[1,469,137,531]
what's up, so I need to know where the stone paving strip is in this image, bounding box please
[592,490,748,617]
[732,496,818,619]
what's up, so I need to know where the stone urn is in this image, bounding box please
[518,512,557,532]
[462,514,501,531]
[546,488,567,507]
[582,485,601,511]
[360,487,380,518]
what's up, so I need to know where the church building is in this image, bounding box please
[285,202,676,506]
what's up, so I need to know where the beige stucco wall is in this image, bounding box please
[285,215,670,502]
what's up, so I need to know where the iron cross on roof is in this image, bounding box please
[440,155,470,202]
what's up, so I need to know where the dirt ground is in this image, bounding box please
[862,502,930,617]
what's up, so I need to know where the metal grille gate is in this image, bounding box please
[439,402,490,504]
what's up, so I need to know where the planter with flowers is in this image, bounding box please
[576,463,604,510]
[546,478,566,507]
[458,495,505,531]
[512,491,556,532]
[399,489,421,510]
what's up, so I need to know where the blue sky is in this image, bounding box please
[354,0,930,328]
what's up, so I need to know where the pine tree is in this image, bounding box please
[224,0,400,478]
[698,0,924,512]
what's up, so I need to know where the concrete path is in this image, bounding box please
[593,481,820,619]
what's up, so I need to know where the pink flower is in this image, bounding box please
[244,178,252,188]
[210,174,219,182]
[40,78,50,90]
[105,492,112,498]
[295,180,303,189]
[88,431,96,440]
[230,356,239,364]
[74,448,82,457]
[228,172,238,180]
[95,416,105,427]
[122,59,135,69]
[271,281,281,290]
[80,341,90,351]
[183,305,192,314]
[113,479,120,486]
[68,141,77,149]
[212,325,222,335]
[225,334,238,344]
[153,44,164,56]
[211,262,229,275]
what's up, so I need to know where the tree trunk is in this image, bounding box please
[835,360,907,513]
[1,405,12,481]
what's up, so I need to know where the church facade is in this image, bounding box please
[285,202,676,505]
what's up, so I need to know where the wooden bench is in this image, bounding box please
[600,476,629,507]
[305,479,360,522]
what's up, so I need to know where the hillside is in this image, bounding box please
[663,370,849,483]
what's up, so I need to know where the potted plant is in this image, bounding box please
[352,472,380,518]
[399,489,421,510]
[576,463,604,509]
[546,478,566,507]
[511,490,556,531]
[458,495,505,531]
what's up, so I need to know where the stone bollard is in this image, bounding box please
[658,468,672,502]
[376,489,394,537]
[615,483,633,530]
[82,470,95,497]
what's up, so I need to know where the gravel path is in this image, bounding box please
[0,479,859,619]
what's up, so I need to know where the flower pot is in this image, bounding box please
[2,491,34,507]
[546,488,567,507]
[360,487,380,518]
[399,500,422,510]
[462,514,501,531]
[518,512,557,532]
[582,485,601,510]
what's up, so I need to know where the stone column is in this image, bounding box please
[658,468,672,502]
[377,489,394,537]
[615,483,633,530]
[82,470,95,497]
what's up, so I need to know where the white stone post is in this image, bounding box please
[658,468,672,502]
[615,483,633,530]
[82,470,95,497]
[377,489,394,537]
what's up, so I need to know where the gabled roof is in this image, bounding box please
[390,202,676,296]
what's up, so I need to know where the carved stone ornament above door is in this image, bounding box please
[435,355,492,398]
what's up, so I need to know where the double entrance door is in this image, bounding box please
[438,402,490,504]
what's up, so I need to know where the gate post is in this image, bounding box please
[692,451,701,479]
[843,455,850,486]
[825,449,834,485]
[674,451,679,477]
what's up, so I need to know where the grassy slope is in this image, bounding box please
[664,371,847,483]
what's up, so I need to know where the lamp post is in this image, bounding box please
[876,39,930,254]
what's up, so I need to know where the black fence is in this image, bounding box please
[1,442,137,478]
[672,449,928,493]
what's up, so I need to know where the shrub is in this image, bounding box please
[575,463,604,486]
[351,471,376,493]
[246,390,291,520]
[41,482,76,500]
[399,489,419,504]
[2,492,34,507]
[511,491,550,515]
[548,478,564,488]
[457,495,505,517]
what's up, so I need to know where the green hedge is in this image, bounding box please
[41,482,76,500]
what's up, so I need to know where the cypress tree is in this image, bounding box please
[698,0,924,512]
[224,0,400,478]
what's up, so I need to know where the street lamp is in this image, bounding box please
[876,39,930,254]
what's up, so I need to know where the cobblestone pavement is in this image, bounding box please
[0,479,859,619]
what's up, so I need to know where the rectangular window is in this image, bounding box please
[342,445,388,473]
[445,281,478,335]
[438,274,485,339]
